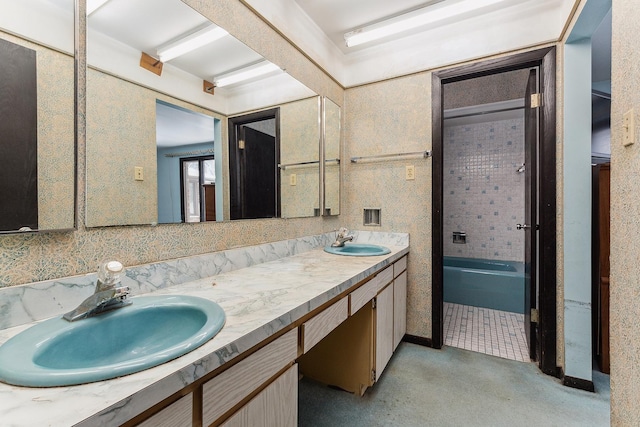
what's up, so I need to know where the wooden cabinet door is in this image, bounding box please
[393,271,407,349]
[375,284,394,380]
[221,364,297,427]
[137,394,192,427]
[202,329,298,425]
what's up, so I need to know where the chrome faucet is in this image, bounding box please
[331,227,354,247]
[63,261,131,322]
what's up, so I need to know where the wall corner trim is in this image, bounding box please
[563,375,595,392]
[402,334,434,348]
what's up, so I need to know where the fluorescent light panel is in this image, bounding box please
[157,26,228,62]
[87,0,110,15]
[344,0,508,47]
[214,62,280,88]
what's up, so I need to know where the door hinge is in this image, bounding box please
[531,308,539,323]
[372,297,377,309]
[531,93,543,108]
[238,139,245,150]
[371,369,376,382]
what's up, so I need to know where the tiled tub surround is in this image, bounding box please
[0,231,408,426]
[443,116,525,262]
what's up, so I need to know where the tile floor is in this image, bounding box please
[443,302,530,362]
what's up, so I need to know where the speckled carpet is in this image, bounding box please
[298,342,610,426]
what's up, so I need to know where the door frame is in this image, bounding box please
[431,47,557,376]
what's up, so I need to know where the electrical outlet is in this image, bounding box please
[623,109,635,147]
[290,173,297,186]
[406,165,415,181]
[134,166,144,181]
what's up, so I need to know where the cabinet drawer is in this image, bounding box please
[302,297,348,353]
[138,393,192,427]
[202,329,298,426]
[394,256,407,278]
[350,266,392,315]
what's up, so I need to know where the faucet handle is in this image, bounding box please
[98,260,124,282]
[337,227,349,237]
[104,260,124,275]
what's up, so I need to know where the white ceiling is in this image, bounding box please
[86,0,605,91]
[245,0,579,86]
[294,0,435,54]
[89,0,264,80]
[156,101,215,148]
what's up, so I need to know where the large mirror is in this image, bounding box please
[0,0,76,233]
[85,0,320,227]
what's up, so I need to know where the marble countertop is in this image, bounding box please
[0,243,408,427]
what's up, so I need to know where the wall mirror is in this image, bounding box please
[322,97,341,216]
[0,0,76,233]
[85,0,320,227]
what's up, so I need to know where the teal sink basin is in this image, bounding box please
[324,243,391,256]
[0,295,225,387]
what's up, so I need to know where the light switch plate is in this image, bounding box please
[406,165,415,181]
[134,166,144,181]
[290,173,297,186]
[623,109,635,147]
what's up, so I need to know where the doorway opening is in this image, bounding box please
[441,70,532,361]
[590,8,612,376]
[228,108,280,220]
[432,47,557,375]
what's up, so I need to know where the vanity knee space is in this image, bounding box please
[298,255,408,396]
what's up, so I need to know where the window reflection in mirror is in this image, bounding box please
[0,0,76,233]
[156,100,221,224]
[181,157,215,223]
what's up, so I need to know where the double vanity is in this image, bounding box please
[0,232,409,426]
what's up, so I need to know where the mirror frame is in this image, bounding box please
[0,0,78,234]
[320,96,341,217]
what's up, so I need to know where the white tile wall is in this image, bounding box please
[443,117,525,262]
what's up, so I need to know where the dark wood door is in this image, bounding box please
[229,109,280,220]
[523,69,538,361]
[237,126,277,219]
[203,184,216,221]
[0,39,38,231]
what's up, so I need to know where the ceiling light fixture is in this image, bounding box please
[157,25,228,62]
[344,0,508,47]
[87,0,110,15]
[214,62,281,88]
